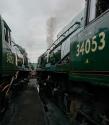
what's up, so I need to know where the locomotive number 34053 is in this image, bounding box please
[76,32,105,57]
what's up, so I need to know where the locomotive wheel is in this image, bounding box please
[68,87,109,125]
[68,96,81,124]
[68,97,98,125]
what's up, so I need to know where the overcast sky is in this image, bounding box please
[0,0,85,63]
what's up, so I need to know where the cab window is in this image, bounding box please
[88,0,109,23]
[89,0,97,22]
[96,0,109,17]
[4,24,11,45]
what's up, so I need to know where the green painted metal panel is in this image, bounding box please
[70,11,109,86]
[1,18,16,76]
[55,64,71,73]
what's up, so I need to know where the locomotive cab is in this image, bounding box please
[85,0,109,25]
[0,16,16,77]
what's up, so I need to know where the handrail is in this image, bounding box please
[44,21,81,55]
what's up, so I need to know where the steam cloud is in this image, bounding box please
[46,17,56,48]
[46,0,85,49]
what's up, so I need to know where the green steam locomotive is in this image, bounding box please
[36,0,109,124]
[0,16,30,115]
